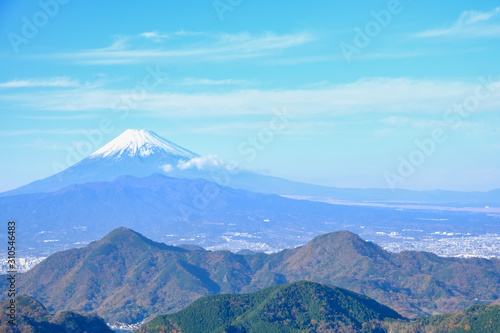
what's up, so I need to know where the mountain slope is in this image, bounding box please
[374,304,500,332]
[16,227,263,324]
[136,281,404,333]
[0,295,113,333]
[1,129,200,196]
[2,129,499,208]
[411,304,500,332]
[0,173,370,255]
[13,228,500,324]
[138,291,500,333]
[3,172,499,258]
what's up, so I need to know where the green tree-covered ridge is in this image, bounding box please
[137,281,403,333]
[137,281,500,333]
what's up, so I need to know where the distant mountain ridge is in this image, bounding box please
[0,173,361,254]
[2,129,499,208]
[13,227,500,324]
[3,172,494,257]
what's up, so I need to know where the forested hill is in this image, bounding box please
[136,281,403,333]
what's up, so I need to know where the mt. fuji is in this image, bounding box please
[1,128,320,199]
[89,129,198,160]
[2,129,209,196]
[2,129,499,208]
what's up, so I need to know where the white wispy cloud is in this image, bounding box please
[0,77,80,88]
[52,32,314,65]
[1,77,498,118]
[3,138,72,150]
[177,155,226,170]
[140,31,170,42]
[380,116,412,126]
[187,122,274,134]
[140,30,204,42]
[161,164,174,172]
[0,129,84,136]
[379,116,490,134]
[173,30,206,37]
[181,78,252,86]
[414,7,500,38]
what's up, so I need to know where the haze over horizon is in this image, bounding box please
[1,1,500,192]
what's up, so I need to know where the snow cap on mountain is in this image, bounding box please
[90,129,199,159]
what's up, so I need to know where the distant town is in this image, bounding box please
[379,232,500,259]
[0,256,46,274]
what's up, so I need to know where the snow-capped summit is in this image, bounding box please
[1,129,204,196]
[90,129,199,160]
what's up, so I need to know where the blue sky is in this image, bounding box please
[0,0,499,192]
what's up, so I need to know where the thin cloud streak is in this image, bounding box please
[414,7,500,38]
[51,32,315,65]
[1,78,499,118]
[181,78,253,86]
[0,129,88,136]
[139,30,205,42]
[140,31,171,42]
[0,77,80,88]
